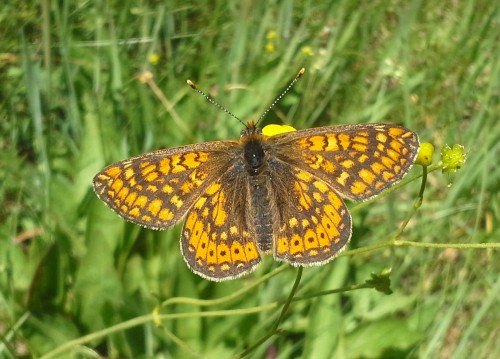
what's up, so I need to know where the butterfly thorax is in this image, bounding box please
[241,121,268,176]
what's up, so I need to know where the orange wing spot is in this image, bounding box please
[134,195,148,208]
[193,196,207,210]
[313,181,329,193]
[324,203,342,225]
[120,204,128,213]
[230,242,247,262]
[277,237,289,255]
[159,208,174,221]
[244,242,259,261]
[180,180,196,194]
[182,152,206,168]
[381,156,396,168]
[321,212,340,238]
[141,164,156,176]
[351,181,368,195]
[206,241,217,264]
[377,143,385,152]
[141,215,152,222]
[288,217,299,228]
[124,168,135,179]
[125,192,137,206]
[111,178,124,194]
[336,171,350,186]
[303,136,325,151]
[145,171,159,182]
[146,185,158,192]
[217,243,231,263]
[302,219,311,228]
[117,186,129,201]
[195,230,209,260]
[387,149,401,162]
[170,155,187,174]
[158,158,171,174]
[147,199,163,216]
[358,154,369,163]
[313,191,323,203]
[393,165,402,174]
[390,140,403,153]
[353,135,369,144]
[341,159,355,169]
[359,169,376,185]
[316,220,329,246]
[107,190,115,198]
[375,181,385,190]
[129,177,137,187]
[382,171,396,181]
[338,133,351,150]
[325,135,340,151]
[376,132,388,143]
[230,226,239,235]
[296,170,313,182]
[139,161,151,169]
[205,183,221,195]
[201,207,209,218]
[185,212,197,232]
[105,166,121,178]
[327,192,344,210]
[129,207,140,218]
[371,162,386,174]
[352,143,368,152]
[289,234,305,256]
[389,127,405,137]
[162,184,174,194]
[212,192,227,226]
[170,195,183,209]
[304,229,319,250]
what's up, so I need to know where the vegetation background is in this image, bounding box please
[1,0,499,358]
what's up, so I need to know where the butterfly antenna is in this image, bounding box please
[187,79,246,127]
[256,67,306,126]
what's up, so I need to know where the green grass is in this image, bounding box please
[1,0,499,358]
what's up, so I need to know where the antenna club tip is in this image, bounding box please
[297,68,306,78]
[187,80,197,89]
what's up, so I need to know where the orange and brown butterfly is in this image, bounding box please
[93,69,420,281]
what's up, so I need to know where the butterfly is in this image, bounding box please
[93,117,419,281]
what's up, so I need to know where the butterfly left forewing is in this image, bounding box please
[93,141,237,229]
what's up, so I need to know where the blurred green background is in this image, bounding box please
[1,1,499,358]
